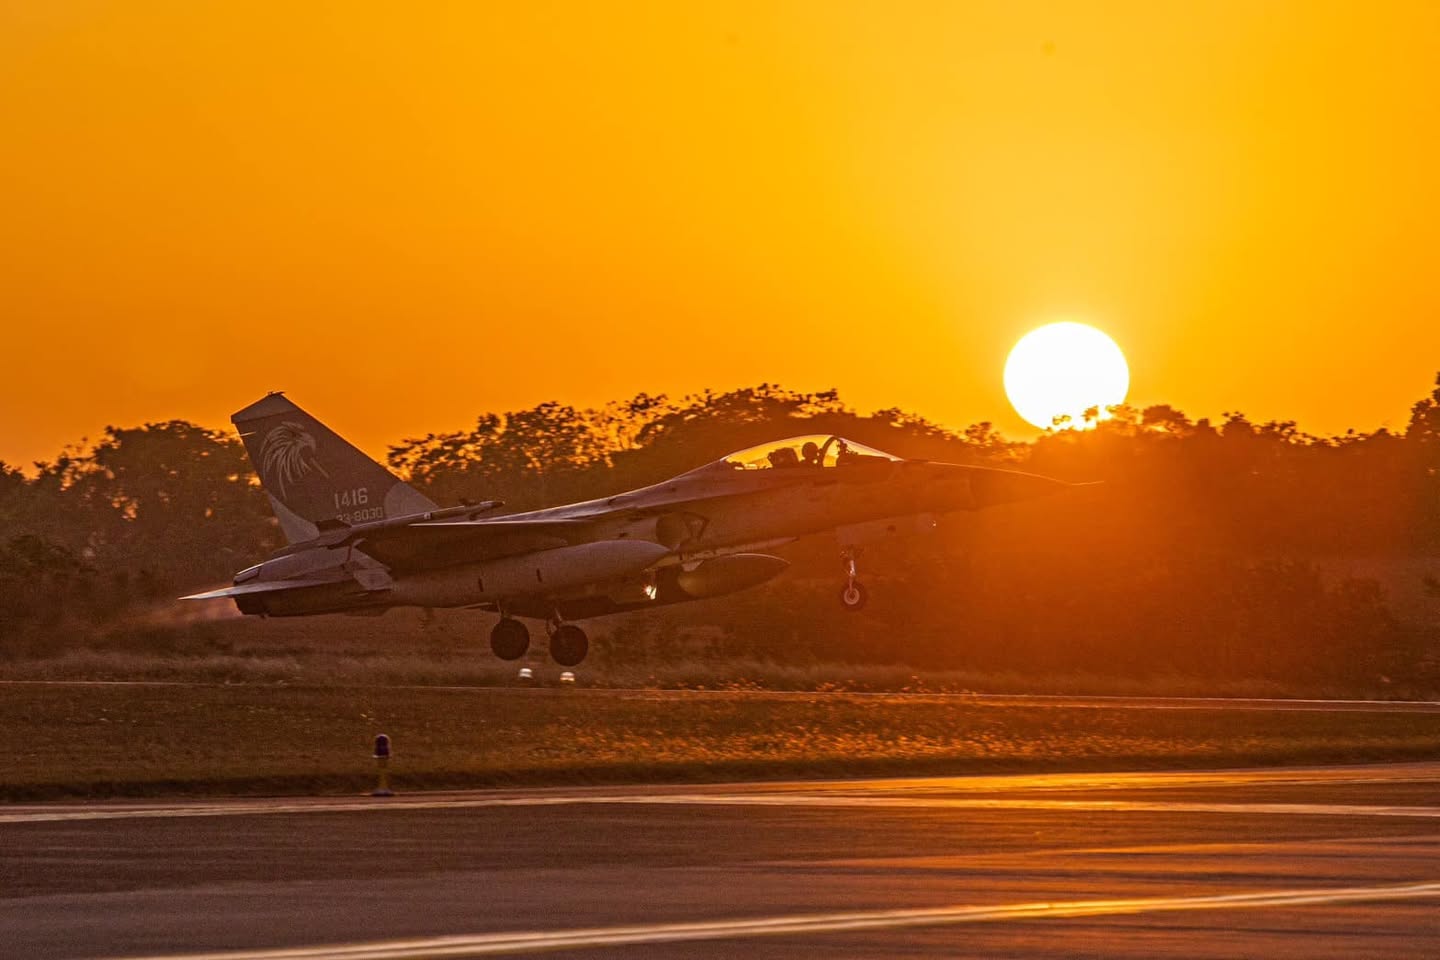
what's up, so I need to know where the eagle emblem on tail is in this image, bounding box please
[260,422,329,498]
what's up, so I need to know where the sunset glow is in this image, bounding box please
[3,3,1439,463]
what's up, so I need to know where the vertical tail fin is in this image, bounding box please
[232,393,438,544]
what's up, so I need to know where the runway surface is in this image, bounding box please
[5,762,1440,958]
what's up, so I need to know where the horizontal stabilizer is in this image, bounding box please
[179,578,342,601]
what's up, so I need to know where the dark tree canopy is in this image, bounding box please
[4,378,1438,693]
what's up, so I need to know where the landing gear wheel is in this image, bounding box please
[840,580,869,612]
[549,623,589,667]
[490,618,530,660]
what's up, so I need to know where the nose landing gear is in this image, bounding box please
[839,549,868,612]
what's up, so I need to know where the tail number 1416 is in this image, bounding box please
[334,488,369,509]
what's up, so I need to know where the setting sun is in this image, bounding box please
[1004,322,1130,430]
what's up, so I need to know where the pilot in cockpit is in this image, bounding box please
[767,446,801,469]
[801,441,822,467]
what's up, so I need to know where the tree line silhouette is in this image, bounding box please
[3,378,1438,692]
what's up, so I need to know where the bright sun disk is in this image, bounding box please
[1004,322,1129,430]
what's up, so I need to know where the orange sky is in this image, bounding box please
[3,1,1438,468]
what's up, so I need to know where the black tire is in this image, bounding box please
[490,618,530,660]
[550,623,589,667]
[839,580,869,612]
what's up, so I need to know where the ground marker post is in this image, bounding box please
[371,733,393,797]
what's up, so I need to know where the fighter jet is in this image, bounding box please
[184,393,1074,666]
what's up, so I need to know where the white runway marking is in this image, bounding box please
[5,791,1440,824]
[612,794,1440,820]
[98,881,1440,959]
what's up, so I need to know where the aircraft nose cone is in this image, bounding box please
[966,466,1075,509]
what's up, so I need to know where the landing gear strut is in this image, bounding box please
[547,612,590,666]
[839,549,868,612]
[490,617,530,660]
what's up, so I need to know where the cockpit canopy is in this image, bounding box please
[692,435,904,473]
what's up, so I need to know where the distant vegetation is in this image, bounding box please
[3,377,1439,695]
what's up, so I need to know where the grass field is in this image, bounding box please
[4,610,1437,800]
[4,682,1440,801]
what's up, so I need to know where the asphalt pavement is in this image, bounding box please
[4,762,1440,958]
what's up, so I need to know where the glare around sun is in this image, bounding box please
[1004,322,1129,430]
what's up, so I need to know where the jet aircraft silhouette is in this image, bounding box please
[184,393,1074,666]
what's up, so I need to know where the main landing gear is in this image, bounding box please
[839,548,868,612]
[490,614,591,666]
[490,617,530,660]
[547,612,589,667]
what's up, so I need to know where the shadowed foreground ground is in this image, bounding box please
[4,763,1440,958]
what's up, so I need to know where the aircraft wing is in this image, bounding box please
[350,517,595,571]
[410,519,592,533]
